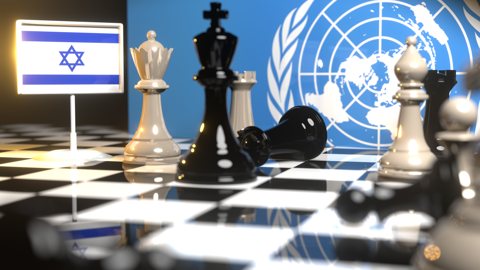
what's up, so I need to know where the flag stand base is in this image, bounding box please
[33,149,111,167]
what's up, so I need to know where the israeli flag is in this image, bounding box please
[16,20,124,94]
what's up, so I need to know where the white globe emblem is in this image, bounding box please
[268,0,477,148]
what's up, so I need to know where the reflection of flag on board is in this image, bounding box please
[16,20,124,94]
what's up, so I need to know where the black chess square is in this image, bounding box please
[192,205,314,228]
[0,179,71,192]
[256,178,328,192]
[255,167,290,177]
[297,160,376,170]
[325,148,386,155]
[168,258,248,270]
[0,196,112,217]
[0,157,26,164]
[0,167,49,177]
[161,187,241,202]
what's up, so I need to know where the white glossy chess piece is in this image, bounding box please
[124,31,180,164]
[378,36,436,181]
[230,71,256,132]
[413,97,480,270]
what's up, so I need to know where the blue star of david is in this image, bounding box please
[59,45,84,72]
[71,242,87,258]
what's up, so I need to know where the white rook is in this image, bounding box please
[230,71,256,132]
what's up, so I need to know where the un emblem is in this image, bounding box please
[268,0,479,148]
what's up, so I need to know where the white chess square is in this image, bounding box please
[78,199,216,225]
[126,164,178,174]
[260,160,303,168]
[0,150,47,159]
[92,146,125,155]
[313,153,382,163]
[246,258,413,270]
[138,223,295,263]
[0,191,35,206]
[53,140,121,147]
[0,159,68,169]
[40,181,162,199]
[16,168,122,182]
[220,189,338,211]
[274,168,368,181]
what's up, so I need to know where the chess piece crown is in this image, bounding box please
[131,30,173,90]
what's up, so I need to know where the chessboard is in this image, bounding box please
[0,124,419,270]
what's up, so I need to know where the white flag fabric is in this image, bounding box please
[16,20,124,94]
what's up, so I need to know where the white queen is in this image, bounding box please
[124,30,180,165]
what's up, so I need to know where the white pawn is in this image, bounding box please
[378,36,436,181]
[230,71,256,132]
[124,31,180,164]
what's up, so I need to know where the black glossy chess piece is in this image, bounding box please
[237,106,327,166]
[176,3,256,184]
[335,154,461,224]
[423,70,456,155]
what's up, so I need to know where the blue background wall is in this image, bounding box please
[127,0,480,148]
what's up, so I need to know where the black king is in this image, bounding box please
[176,2,256,184]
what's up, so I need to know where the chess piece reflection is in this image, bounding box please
[230,71,256,132]
[124,30,181,165]
[378,36,436,180]
[176,3,256,184]
[238,106,327,166]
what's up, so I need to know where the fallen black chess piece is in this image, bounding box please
[335,154,462,223]
[237,106,327,166]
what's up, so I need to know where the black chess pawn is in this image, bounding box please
[176,2,256,184]
[237,106,327,166]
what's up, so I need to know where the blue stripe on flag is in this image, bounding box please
[23,75,119,85]
[22,31,119,43]
[64,226,121,240]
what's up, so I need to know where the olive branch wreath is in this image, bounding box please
[267,0,313,122]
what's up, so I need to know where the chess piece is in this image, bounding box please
[378,36,436,180]
[230,71,256,132]
[413,97,480,270]
[124,31,181,165]
[336,154,461,224]
[237,106,327,166]
[176,3,256,184]
[423,70,456,155]
[336,96,477,224]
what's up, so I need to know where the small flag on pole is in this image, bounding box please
[16,20,124,94]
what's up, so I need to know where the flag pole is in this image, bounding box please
[70,95,78,160]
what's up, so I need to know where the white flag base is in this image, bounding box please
[34,149,111,167]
